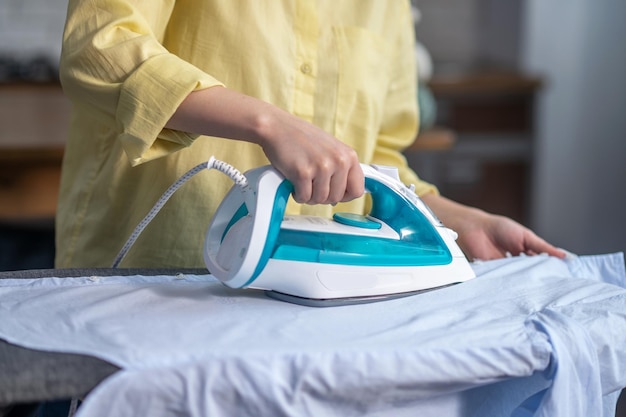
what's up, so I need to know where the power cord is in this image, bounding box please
[111,157,250,268]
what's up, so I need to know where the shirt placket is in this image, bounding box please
[293,0,318,122]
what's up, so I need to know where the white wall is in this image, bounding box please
[0,0,68,63]
[414,0,522,72]
[522,0,626,254]
[413,0,481,74]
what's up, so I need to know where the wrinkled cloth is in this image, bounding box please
[0,253,624,417]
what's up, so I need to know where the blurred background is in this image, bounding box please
[408,0,626,258]
[0,0,624,272]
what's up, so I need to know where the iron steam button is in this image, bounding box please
[332,213,381,230]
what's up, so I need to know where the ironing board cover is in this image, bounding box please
[0,253,625,417]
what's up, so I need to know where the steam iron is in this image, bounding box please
[204,164,475,306]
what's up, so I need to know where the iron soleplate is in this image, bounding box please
[264,283,458,307]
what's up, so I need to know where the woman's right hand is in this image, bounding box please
[166,86,364,205]
[253,105,364,205]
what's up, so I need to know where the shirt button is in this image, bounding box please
[300,63,312,74]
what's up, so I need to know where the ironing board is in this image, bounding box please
[0,255,625,417]
[0,268,203,415]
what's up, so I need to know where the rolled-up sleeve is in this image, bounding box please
[116,53,220,165]
[59,0,223,165]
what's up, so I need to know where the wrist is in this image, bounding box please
[421,193,487,231]
[247,103,281,149]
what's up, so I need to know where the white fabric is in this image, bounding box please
[1,253,625,417]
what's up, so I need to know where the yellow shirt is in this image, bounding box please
[56,0,437,268]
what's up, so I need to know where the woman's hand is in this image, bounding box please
[421,194,566,261]
[166,86,364,205]
[251,104,364,205]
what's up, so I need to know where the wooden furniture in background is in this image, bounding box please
[0,83,68,222]
[0,148,64,222]
[406,71,542,224]
[408,127,456,152]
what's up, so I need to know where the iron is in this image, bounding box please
[204,164,475,306]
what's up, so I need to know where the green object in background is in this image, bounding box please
[417,84,437,133]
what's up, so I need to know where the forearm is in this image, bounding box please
[421,193,489,234]
[166,86,364,205]
[164,86,280,148]
[421,192,566,260]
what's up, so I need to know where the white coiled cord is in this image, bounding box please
[208,156,249,188]
[111,157,250,268]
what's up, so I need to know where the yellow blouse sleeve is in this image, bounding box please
[59,0,223,166]
[371,2,439,197]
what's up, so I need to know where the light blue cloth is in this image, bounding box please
[0,253,625,417]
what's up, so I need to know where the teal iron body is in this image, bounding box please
[204,164,475,306]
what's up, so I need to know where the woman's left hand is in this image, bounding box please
[421,194,567,261]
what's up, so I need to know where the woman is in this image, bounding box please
[56,0,564,268]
